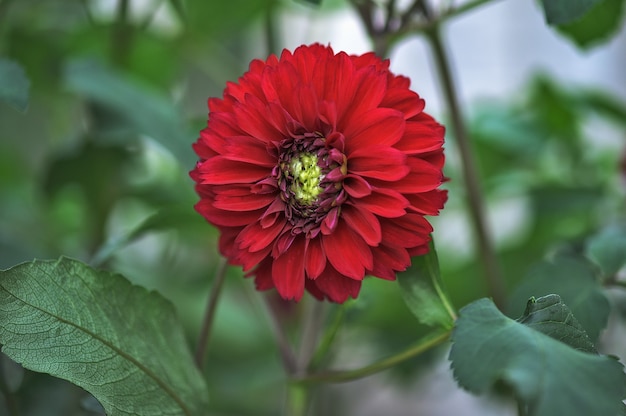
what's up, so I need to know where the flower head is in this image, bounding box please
[191,44,447,303]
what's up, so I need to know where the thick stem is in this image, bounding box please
[292,330,450,384]
[194,258,228,368]
[423,19,506,308]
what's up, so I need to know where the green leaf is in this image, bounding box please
[0,257,209,416]
[507,253,609,342]
[397,239,455,329]
[586,224,626,278]
[450,296,626,416]
[555,0,625,49]
[63,59,195,167]
[540,0,605,24]
[517,294,595,352]
[0,58,30,112]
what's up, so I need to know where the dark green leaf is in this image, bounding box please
[0,258,209,416]
[540,0,604,24]
[397,240,455,329]
[586,224,626,278]
[517,294,595,352]
[507,253,609,342]
[0,58,30,112]
[64,59,195,167]
[555,0,625,49]
[450,297,626,416]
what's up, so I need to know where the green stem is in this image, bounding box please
[264,0,279,56]
[309,304,346,370]
[292,329,450,384]
[286,383,309,416]
[194,258,228,368]
[423,17,506,309]
[111,0,133,67]
[297,298,326,371]
[264,294,299,375]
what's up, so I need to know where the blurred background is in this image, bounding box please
[0,0,625,415]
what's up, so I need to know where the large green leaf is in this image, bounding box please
[64,59,195,167]
[540,0,605,24]
[0,58,30,112]
[517,294,595,352]
[397,240,455,329]
[507,253,609,342]
[555,0,625,49]
[450,296,626,416]
[0,258,209,415]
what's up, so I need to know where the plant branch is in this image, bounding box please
[194,257,228,368]
[297,298,326,372]
[292,329,450,384]
[420,1,506,308]
[264,295,299,375]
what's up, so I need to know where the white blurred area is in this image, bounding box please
[280,0,626,114]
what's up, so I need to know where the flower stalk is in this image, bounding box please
[194,257,228,368]
[292,329,450,384]
[422,20,506,308]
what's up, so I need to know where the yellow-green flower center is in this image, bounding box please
[289,153,323,204]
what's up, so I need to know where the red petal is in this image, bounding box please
[343,174,372,198]
[252,258,274,290]
[199,157,269,185]
[368,244,411,279]
[311,265,362,303]
[394,122,444,155]
[380,214,432,248]
[341,204,382,246]
[322,222,373,280]
[406,189,448,215]
[356,188,409,218]
[223,136,276,167]
[213,190,276,212]
[305,238,326,279]
[272,236,306,301]
[348,146,409,181]
[381,89,425,120]
[236,218,286,252]
[343,108,405,152]
[371,158,443,193]
[195,199,262,227]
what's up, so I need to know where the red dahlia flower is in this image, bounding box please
[191,44,447,303]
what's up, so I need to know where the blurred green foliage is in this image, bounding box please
[0,0,625,414]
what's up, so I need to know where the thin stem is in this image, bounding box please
[433,272,458,322]
[111,0,133,67]
[264,0,279,56]
[297,298,326,372]
[264,294,299,375]
[194,258,228,368]
[309,304,346,370]
[421,9,506,308]
[292,330,450,384]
